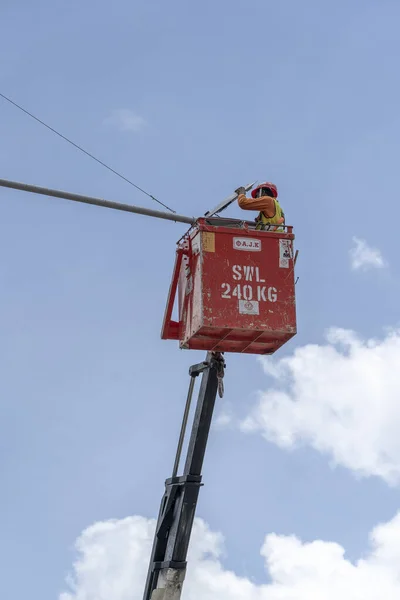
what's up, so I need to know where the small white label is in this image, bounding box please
[233,237,261,252]
[239,299,259,315]
[279,239,292,268]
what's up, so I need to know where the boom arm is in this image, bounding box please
[143,352,225,600]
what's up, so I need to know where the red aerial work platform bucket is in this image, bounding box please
[161,217,297,355]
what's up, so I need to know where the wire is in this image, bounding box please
[0,91,176,213]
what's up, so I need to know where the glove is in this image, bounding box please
[235,186,246,196]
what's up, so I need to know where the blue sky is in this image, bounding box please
[2,1,400,598]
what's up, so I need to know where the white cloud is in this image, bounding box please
[350,237,386,270]
[241,327,400,485]
[213,402,236,430]
[104,109,146,133]
[214,411,233,429]
[60,511,400,599]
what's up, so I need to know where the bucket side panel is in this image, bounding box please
[201,229,296,335]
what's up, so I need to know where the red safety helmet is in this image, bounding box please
[251,182,278,199]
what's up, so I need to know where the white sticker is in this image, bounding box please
[239,299,260,315]
[233,237,261,252]
[279,239,292,268]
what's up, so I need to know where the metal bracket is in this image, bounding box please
[189,361,209,377]
[153,474,203,548]
[153,560,187,571]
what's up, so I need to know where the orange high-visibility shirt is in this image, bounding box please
[237,193,277,218]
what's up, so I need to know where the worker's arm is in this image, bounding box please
[237,194,276,218]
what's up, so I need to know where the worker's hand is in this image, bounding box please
[235,186,246,196]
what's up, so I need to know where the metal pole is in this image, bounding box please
[172,375,197,479]
[0,178,195,225]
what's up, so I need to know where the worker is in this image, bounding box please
[235,182,285,231]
